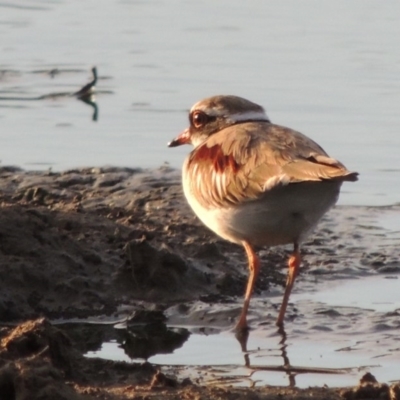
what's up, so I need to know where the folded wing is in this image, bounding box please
[185,122,358,209]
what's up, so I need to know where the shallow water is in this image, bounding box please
[1,1,400,205]
[294,274,400,313]
[85,272,400,388]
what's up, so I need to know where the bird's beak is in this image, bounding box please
[168,128,191,147]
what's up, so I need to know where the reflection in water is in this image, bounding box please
[121,323,190,360]
[0,66,102,122]
[277,325,296,387]
[63,317,190,362]
[78,95,99,121]
[235,324,350,387]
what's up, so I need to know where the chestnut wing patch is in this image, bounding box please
[189,143,241,174]
[186,142,250,209]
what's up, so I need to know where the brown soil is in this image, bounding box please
[0,165,399,400]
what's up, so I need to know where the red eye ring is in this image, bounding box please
[191,111,209,129]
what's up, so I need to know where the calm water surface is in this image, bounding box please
[1,1,400,206]
[86,273,400,388]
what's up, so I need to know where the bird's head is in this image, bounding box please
[168,95,270,148]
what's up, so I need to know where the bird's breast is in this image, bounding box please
[182,172,342,247]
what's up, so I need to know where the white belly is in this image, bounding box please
[184,181,341,247]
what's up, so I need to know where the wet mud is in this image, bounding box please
[0,165,399,399]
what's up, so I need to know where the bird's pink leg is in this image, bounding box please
[236,241,260,331]
[276,244,300,326]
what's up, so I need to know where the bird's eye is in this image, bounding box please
[191,111,209,129]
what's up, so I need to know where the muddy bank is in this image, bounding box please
[0,165,218,321]
[1,165,398,323]
[0,166,399,399]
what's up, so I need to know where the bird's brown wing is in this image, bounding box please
[184,122,358,209]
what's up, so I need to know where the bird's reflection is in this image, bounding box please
[234,323,349,387]
[277,325,296,387]
[78,95,99,121]
[235,323,297,387]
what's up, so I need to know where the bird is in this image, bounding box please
[73,67,97,99]
[168,95,358,331]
